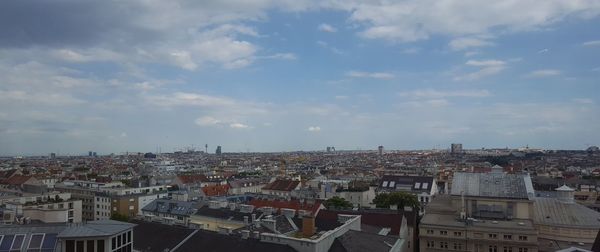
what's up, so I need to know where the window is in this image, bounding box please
[86,240,94,252]
[389,181,396,187]
[415,182,421,188]
[97,240,105,252]
[422,183,429,189]
[65,240,74,252]
[504,234,512,240]
[454,243,463,250]
[518,236,528,241]
[426,230,434,234]
[76,241,84,252]
[127,231,131,243]
[11,234,25,251]
[382,181,388,187]
[454,231,462,237]
[440,230,448,235]
[518,248,528,252]
[504,246,513,252]
[488,245,498,252]
[112,237,116,250]
[488,233,498,239]
[426,241,434,248]
[439,241,448,249]
[27,234,44,250]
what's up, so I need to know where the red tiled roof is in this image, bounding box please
[2,175,34,185]
[201,184,230,197]
[177,175,208,184]
[248,198,323,216]
[262,179,300,192]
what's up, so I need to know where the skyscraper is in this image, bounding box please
[215,146,222,155]
[378,145,384,155]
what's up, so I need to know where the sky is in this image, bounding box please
[1,0,600,155]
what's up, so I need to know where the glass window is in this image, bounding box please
[11,234,25,251]
[97,240,104,252]
[87,240,94,252]
[76,241,84,252]
[389,181,395,187]
[27,234,44,249]
[414,182,421,188]
[41,234,57,251]
[65,240,74,252]
[111,237,116,250]
[0,235,13,251]
[127,231,131,243]
[382,181,388,187]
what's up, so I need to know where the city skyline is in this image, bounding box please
[1,1,600,155]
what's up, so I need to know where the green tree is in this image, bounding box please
[324,196,354,209]
[372,192,419,212]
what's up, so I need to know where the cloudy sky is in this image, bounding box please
[1,0,600,155]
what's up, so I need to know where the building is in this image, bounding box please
[333,185,376,208]
[216,146,222,155]
[533,185,600,248]
[451,143,463,154]
[378,146,384,155]
[262,179,301,197]
[419,172,539,252]
[55,182,113,221]
[6,197,82,224]
[378,175,438,210]
[228,178,268,195]
[57,220,135,252]
[141,199,197,227]
[0,219,135,252]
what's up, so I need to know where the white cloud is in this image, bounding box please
[195,116,222,126]
[582,40,600,47]
[526,69,561,78]
[308,126,321,132]
[258,53,297,60]
[346,71,395,80]
[339,1,600,42]
[229,123,249,129]
[399,89,491,99]
[572,98,594,104]
[449,37,494,51]
[537,48,550,54]
[454,59,507,81]
[318,23,337,32]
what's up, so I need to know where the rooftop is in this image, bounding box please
[450,172,535,200]
[533,197,600,228]
[57,220,136,238]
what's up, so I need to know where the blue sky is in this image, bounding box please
[0,0,599,155]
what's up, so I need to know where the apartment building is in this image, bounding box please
[419,172,539,252]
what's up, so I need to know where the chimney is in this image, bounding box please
[243,216,249,225]
[302,216,316,237]
[251,213,256,222]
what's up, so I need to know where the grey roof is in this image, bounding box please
[533,197,600,229]
[142,199,197,216]
[329,230,399,252]
[450,172,535,200]
[57,220,136,238]
[0,225,67,235]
